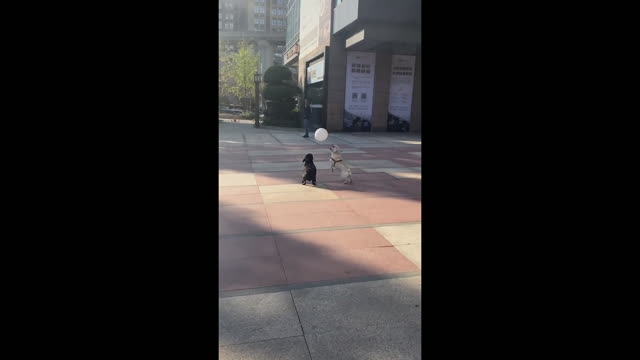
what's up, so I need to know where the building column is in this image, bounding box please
[257,40,275,73]
[371,49,392,132]
[410,48,421,132]
[325,39,347,132]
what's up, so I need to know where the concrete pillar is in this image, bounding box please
[325,40,347,132]
[371,49,392,132]
[257,40,275,73]
[410,49,421,133]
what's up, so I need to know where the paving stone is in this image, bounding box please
[395,243,422,269]
[324,181,410,199]
[248,149,364,156]
[265,199,352,216]
[351,143,414,148]
[219,292,302,346]
[305,323,421,360]
[330,135,383,144]
[244,134,280,145]
[387,179,422,196]
[256,172,365,185]
[218,336,311,360]
[259,184,328,194]
[219,159,252,166]
[219,186,260,196]
[324,172,398,183]
[268,211,369,232]
[388,157,422,167]
[219,168,255,175]
[219,174,257,186]
[219,255,287,291]
[308,136,352,145]
[345,198,421,224]
[374,224,422,245]
[254,174,303,186]
[387,171,421,180]
[252,162,331,172]
[219,235,279,260]
[219,215,271,236]
[281,247,418,284]
[219,163,254,170]
[218,193,264,205]
[261,190,339,203]
[291,276,421,334]
[271,134,316,145]
[219,204,267,218]
[347,160,404,168]
[360,167,419,174]
[251,154,332,163]
[274,228,392,257]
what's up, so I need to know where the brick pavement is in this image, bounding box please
[218,121,422,359]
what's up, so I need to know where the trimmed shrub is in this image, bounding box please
[262,65,301,125]
[263,65,293,83]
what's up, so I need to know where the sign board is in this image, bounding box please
[343,51,375,132]
[387,55,416,132]
[284,43,299,65]
[306,58,325,84]
[299,0,331,59]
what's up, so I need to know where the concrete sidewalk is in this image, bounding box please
[219,121,422,359]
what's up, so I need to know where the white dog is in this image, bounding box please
[329,144,353,184]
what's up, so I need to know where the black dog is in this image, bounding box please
[302,153,317,186]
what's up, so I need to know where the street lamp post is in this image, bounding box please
[254,72,261,128]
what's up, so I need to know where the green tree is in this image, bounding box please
[218,49,234,105]
[220,41,260,111]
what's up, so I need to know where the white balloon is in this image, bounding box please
[314,128,329,142]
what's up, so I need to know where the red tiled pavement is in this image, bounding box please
[254,170,365,186]
[219,255,287,291]
[219,235,279,260]
[218,193,264,205]
[273,228,391,257]
[280,246,419,284]
[345,197,422,224]
[325,181,410,199]
[388,179,422,196]
[265,199,352,216]
[218,164,254,172]
[218,127,422,292]
[219,204,267,218]
[218,186,260,196]
[323,172,398,183]
[268,211,369,232]
[219,215,271,236]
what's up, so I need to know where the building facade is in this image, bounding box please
[285,0,421,133]
[284,0,300,81]
[219,0,288,74]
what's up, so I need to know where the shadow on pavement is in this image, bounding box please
[218,199,422,358]
[218,122,422,358]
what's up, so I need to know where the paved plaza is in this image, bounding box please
[219,120,422,359]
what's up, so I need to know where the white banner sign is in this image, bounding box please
[299,0,330,59]
[387,55,416,132]
[343,51,375,132]
[307,58,324,84]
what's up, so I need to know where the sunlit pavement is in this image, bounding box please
[219,121,422,360]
